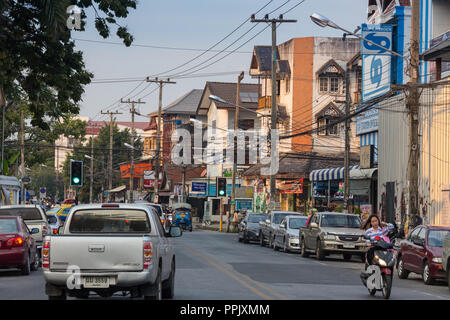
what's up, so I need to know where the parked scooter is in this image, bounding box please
[360,233,396,299]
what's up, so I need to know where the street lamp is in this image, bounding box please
[124,142,135,150]
[309,12,406,59]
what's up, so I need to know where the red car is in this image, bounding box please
[0,216,40,275]
[397,225,450,285]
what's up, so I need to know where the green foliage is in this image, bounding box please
[0,0,137,128]
[354,206,361,216]
[28,164,64,200]
[62,123,142,203]
[335,205,343,213]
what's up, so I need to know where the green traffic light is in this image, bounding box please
[73,177,80,184]
[219,190,225,195]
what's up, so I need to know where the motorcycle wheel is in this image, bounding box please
[382,273,392,299]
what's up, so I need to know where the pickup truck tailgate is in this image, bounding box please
[49,236,145,271]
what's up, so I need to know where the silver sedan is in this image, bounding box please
[273,216,309,253]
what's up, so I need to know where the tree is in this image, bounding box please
[28,164,64,201]
[0,0,137,128]
[62,123,142,203]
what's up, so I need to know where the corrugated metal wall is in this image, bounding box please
[378,93,409,224]
[419,83,450,225]
[378,82,450,226]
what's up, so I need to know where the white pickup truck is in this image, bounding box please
[43,203,182,300]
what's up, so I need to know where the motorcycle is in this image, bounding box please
[360,232,397,299]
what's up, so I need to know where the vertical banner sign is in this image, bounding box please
[361,24,393,102]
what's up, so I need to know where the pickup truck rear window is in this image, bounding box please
[69,209,151,233]
[0,208,43,221]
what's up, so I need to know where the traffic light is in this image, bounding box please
[216,177,227,197]
[70,160,83,187]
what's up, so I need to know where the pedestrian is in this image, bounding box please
[232,211,239,232]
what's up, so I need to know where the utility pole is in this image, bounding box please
[101,110,122,201]
[344,67,351,212]
[181,165,186,203]
[407,0,421,229]
[146,77,176,203]
[251,14,297,206]
[20,107,25,204]
[89,137,94,203]
[0,87,5,175]
[121,99,145,203]
[230,71,245,232]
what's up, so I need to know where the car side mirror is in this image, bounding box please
[169,226,182,237]
[30,228,39,235]
[310,222,318,228]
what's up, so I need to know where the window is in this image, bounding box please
[319,77,328,92]
[330,77,339,92]
[317,117,338,136]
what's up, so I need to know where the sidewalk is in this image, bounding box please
[192,221,238,233]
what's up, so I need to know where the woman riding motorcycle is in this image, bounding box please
[362,214,394,269]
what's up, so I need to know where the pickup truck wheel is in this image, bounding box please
[145,269,162,300]
[316,240,325,261]
[162,260,175,299]
[243,232,249,244]
[273,239,278,251]
[20,253,31,276]
[301,239,309,258]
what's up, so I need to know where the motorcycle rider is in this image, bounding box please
[361,214,394,277]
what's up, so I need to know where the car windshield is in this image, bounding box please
[428,230,449,247]
[0,208,42,221]
[248,215,267,223]
[289,217,308,229]
[0,219,18,233]
[46,215,58,224]
[320,214,361,228]
[69,209,151,233]
[273,213,299,224]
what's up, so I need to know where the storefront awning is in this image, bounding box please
[310,166,377,181]
[108,185,126,193]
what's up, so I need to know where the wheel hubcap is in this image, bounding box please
[424,265,429,281]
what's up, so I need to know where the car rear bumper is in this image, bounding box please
[0,248,27,267]
[44,268,157,289]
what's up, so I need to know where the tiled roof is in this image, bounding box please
[250,46,290,77]
[206,81,259,109]
[164,89,203,115]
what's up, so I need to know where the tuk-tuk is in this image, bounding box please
[172,203,193,232]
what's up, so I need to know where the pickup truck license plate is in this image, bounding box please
[343,243,355,249]
[83,276,109,288]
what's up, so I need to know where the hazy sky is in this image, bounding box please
[74,0,368,122]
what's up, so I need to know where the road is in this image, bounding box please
[0,230,449,300]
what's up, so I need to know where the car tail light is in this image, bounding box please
[42,225,47,237]
[102,204,119,208]
[143,240,152,269]
[6,236,24,247]
[42,240,50,269]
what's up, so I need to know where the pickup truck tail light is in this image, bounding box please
[6,236,24,247]
[143,240,152,269]
[42,225,48,237]
[42,240,50,269]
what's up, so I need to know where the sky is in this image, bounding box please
[74,0,369,123]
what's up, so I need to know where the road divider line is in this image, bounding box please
[181,245,274,300]
[181,244,289,300]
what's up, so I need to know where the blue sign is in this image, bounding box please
[191,182,207,195]
[361,24,393,102]
[356,106,379,135]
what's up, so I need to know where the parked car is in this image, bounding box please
[258,211,305,248]
[0,216,40,274]
[300,212,366,261]
[397,225,450,285]
[45,213,62,235]
[442,232,450,292]
[0,205,50,257]
[273,216,309,253]
[43,203,182,300]
[238,213,267,243]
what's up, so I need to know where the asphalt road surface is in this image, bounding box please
[1,230,449,300]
